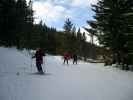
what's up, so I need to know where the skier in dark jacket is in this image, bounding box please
[33,48,45,74]
[73,54,78,64]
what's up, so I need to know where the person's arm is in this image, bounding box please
[32,52,36,58]
[32,55,35,58]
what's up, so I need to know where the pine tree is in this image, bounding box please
[0,0,17,46]
[63,18,73,34]
[70,26,78,54]
[63,18,73,52]
[76,28,82,56]
[0,0,4,45]
[91,0,133,64]
[84,21,98,59]
[84,21,97,45]
[15,0,34,49]
[0,0,34,48]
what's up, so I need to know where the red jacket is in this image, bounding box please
[64,52,70,60]
[35,49,44,64]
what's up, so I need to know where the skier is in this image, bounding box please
[32,48,45,74]
[63,52,70,64]
[72,54,78,64]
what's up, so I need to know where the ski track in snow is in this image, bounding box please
[0,47,133,100]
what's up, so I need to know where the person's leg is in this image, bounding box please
[38,63,43,73]
[73,59,76,64]
[64,59,65,64]
[67,59,68,64]
[76,59,77,64]
[73,60,74,64]
[39,64,43,73]
[36,63,40,72]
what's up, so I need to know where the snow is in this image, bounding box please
[0,47,133,100]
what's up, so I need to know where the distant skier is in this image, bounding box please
[63,52,70,64]
[72,54,78,64]
[32,48,45,74]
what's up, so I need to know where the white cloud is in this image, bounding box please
[33,1,73,24]
[32,0,98,43]
[32,0,98,28]
[45,0,98,7]
[71,0,98,7]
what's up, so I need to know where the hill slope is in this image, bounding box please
[0,47,133,100]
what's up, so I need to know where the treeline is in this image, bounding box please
[0,0,96,59]
[24,18,94,58]
[57,19,93,59]
[0,0,33,47]
[85,0,133,69]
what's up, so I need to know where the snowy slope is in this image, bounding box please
[0,47,133,100]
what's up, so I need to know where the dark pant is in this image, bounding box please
[64,59,68,64]
[36,63,43,72]
[73,59,77,64]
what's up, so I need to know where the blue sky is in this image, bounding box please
[30,0,98,31]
